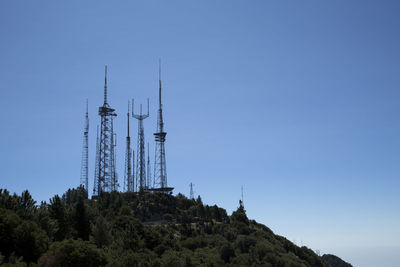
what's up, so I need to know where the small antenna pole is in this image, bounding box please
[104,65,108,104]
[241,185,244,208]
[189,183,195,200]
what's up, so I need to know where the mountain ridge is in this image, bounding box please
[0,187,350,266]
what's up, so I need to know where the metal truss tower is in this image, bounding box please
[153,62,172,192]
[93,66,118,196]
[132,99,149,192]
[80,99,89,191]
[147,143,151,190]
[110,120,118,192]
[93,125,99,196]
[124,101,134,192]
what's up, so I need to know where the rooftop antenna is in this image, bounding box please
[132,98,149,192]
[80,99,89,193]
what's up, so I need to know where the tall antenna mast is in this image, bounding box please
[93,65,118,196]
[80,99,89,192]
[153,60,172,193]
[189,183,195,200]
[104,66,108,104]
[241,185,244,208]
[132,98,149,192]
[93,125,100,196]
[147,143,151,190]
[124,101,134,192]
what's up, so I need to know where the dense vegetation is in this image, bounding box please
[0,187,332,266]
[321,254,352,267]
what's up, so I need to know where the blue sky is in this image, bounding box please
[1,1,399,266]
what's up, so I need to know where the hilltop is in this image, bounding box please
[0,187,348,266]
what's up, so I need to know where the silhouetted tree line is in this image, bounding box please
[0,187,330,266]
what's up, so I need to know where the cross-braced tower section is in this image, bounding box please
[93,66,118,196]
[147,143,152,191]
[132,99,149,192]
[124,101,134,192]
[153,62,173,193]
[80,99,89,192]
[93,125,100,196]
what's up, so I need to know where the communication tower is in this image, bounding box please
[93,125,99,196]
[153,61,173,193]
[124,101,134,192]
[147,143,152,190]
[132,99,149,191]
[93,66,118,196]
[80,99,89,191]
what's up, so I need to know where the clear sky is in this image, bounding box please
[1,1,399,266]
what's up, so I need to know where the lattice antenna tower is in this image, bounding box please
[93,125,100,196]
[132,149,135,191]
[94,66,117,196]
[124,101,134,192]
[147,143,151,190]
[189,183,195,200]
[110,125,118,191]
[153,60,169,191]
[80,99,89,192]
[132,99,149,192]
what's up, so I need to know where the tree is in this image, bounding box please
[0,208,20,260]
[18,190,36,220]
[39,239,107,267]
[220,243,235,263]
[73,197,90,240]
[36,202,58,240]
[91,216,111,248]
[0,208,48,263]
[49,195,69,241]
[0,189,19,212]
[231,200,249,225]
[14,220,48,263]
[62,186,88,205]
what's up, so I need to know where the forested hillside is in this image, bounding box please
[0,187,331,266]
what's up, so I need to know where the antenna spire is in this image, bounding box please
[241,185,244,208]
[127,100,130,137]
[158,59,162,111]
[104,65,108,105]
[189,183,194,200]
[153,60,171,192]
